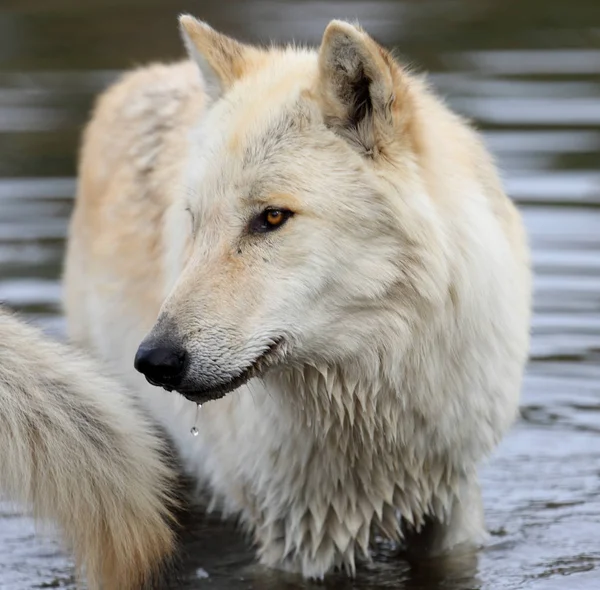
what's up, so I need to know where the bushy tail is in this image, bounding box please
[0,308,180,589]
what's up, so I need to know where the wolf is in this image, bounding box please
[0,308,179,589]
[63,15,532,578]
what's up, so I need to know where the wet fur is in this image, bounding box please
[63,18,532,579]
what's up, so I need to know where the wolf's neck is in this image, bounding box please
[268,358,399,440]
[262,359,456,527]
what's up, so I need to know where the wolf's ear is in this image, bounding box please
[318,20,404,157]
[179,15,264,102]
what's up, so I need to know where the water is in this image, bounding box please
[0,0,599,588]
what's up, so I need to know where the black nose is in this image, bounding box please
[134,345,187,390]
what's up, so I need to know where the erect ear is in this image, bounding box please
[179,15,266,102]
[317,20,405,157]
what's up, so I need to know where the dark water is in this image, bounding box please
[1,0,600,588]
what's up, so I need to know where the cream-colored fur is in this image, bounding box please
[63,17,531,578]
[0,308,178,589]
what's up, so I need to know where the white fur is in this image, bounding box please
[63,18,532,579]
[0,308,178,589]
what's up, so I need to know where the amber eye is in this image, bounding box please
[249,208,294,234]
[266,210,284,226]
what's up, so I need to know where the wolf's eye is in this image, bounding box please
[249,208,294,234]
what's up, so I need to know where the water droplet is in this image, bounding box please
[190,403,202,437]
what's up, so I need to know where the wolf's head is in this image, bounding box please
[135,17,448,403]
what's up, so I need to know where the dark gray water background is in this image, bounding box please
[1,1,599,588]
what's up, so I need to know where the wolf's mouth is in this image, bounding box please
[173,338,285,404]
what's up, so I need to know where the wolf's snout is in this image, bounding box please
[134,344,187,390]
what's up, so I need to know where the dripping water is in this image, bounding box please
[191,403,201,436]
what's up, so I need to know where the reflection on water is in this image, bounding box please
[1,0,599,588]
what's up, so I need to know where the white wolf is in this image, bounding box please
[0,308,179,589]
[62,15,531,579]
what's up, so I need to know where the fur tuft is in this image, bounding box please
[0,307,180,589]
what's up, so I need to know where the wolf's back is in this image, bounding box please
[0,307,179,589]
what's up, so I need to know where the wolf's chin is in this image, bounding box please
[173,337,286,404]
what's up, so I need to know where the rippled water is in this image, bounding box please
[1,1,599,588]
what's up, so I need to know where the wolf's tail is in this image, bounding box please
[0,307,180,589]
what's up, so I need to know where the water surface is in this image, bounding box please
[0,1,599,588]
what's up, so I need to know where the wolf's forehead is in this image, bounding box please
[193,109,307,210]
[193,55,328,203]
[239,109,307,167]
[214,57,318,154]
[201,102,314,186]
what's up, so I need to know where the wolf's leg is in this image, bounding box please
[403,474,488,558]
